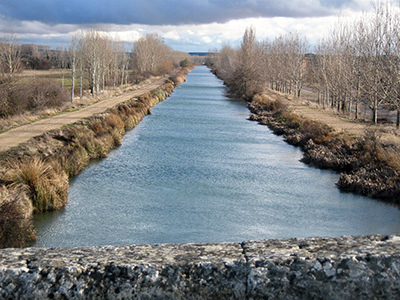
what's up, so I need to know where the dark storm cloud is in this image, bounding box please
[0,0,359,26]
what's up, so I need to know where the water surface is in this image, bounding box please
[34,66,400,247]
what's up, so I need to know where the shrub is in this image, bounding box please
[357,130,400,172]
[277,111,303,130]
[157,60,175,75]
[252,94,286,112]
[179,58,191,68]
[300,119,331,144]
[0,77,69,118]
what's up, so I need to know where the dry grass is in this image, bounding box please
[104,113,125,131]
[170,67,192,85]
[0,186,36,248]
[3,157,68,212]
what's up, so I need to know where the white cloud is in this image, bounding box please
[201,36,213,43]
[163,31,180,41]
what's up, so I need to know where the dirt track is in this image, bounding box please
[265,88,400,148]
[266,89,373,135]
[0,78,166,153]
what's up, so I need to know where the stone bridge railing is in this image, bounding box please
[1,235,399,299]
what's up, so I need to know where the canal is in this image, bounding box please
[34,66,400,247]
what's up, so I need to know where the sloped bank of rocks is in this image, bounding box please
[0,235,399,299]
[248,101,400,203]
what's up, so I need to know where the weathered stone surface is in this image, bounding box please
[0,235,399,299]
[0,242,247,299]
[243,235,400,299]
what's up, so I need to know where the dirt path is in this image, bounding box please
[0,78,166,153]
[265,88,400,148]
[265,89,373,136]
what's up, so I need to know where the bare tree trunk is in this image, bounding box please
[96,70,100,96]
[91,66,95,96]
[71,53,75,103]
[397,109,400,129]
[355,101,358,120]
[373,107,378,124]
[120,65,124,87]
[348,99,352,117]
[79,63,83,99]
[102,70,105,93]
[372,95,378,124]
[62,68,65,88]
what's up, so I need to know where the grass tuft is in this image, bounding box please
[3,157,68,212]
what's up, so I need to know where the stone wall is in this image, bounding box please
[0,235,399,299]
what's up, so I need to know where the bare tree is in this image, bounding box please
[70,35,80,103]
[285,33,309,97]
[213,44,237,87]
[0,34,22,76]
[231,27,264,99]
[132,33,172,77]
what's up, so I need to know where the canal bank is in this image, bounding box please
[247,93,400,202]
[0,70,188,248]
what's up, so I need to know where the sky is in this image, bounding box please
[0,0,391,52]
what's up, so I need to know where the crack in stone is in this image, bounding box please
[240,241,251,299]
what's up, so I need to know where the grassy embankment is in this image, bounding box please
[0,67,191,248]
[248,93,400,203]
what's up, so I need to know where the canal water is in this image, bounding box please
[34,66,400,247]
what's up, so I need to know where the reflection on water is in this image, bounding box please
[34,66,400,247]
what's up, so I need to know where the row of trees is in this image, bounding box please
[0,35,74,73]
[210,2,400,127]
[312,2,400,125]
[0,30,191,104]
[70,30,190,100]
[69,30,130,101]
[210,28,308,101]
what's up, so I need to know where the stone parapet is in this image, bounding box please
[1,235,399,299]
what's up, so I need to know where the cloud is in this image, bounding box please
[201,36,213,44]
[0,0,363,26]
[163,31,181,41]
[0,0,388,52]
